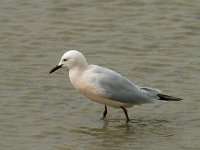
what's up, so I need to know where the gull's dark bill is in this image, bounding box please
[49,65,62,74]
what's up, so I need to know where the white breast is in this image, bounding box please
[69,68,133,108]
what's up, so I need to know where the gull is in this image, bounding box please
[49,50,182,123]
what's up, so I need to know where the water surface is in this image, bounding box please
[0,0,200,149]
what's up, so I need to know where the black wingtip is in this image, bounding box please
[158,94,183,101]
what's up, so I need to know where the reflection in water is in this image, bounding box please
[70,118,175,148]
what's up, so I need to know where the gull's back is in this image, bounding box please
[84,65,155,105]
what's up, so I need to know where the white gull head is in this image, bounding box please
[49,50,88,73]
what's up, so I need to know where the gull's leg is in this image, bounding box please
[103,105,107,118]
[120,106,130,124]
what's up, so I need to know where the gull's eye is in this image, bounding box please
[63,59,67,62]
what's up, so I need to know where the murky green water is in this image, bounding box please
[0,0,200,149]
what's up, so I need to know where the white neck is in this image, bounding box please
[69,65,87,87]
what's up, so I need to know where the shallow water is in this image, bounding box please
[0,0,200,149]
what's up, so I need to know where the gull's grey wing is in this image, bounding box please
[137,86,161,97]
[89,65,154,105]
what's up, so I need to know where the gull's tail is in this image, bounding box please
[157,94,183,101]
[139,87,183,102]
